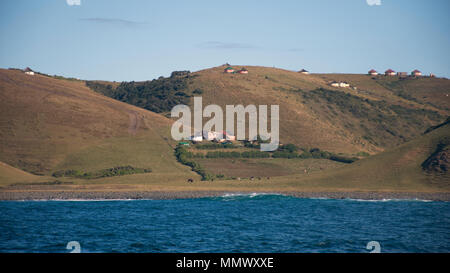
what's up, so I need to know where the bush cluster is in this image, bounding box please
[175,146,213,180]
[86,73,203,113]
[52,166,152,179]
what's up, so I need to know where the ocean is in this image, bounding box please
[0,194,449,253]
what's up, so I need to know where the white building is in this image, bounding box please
[238,68,249,74]
[190,134,203,142]
[200,130,236,141]
[24,67,34,75]
[299,69,309,75]
[203,131,223,141]
[330,81,350,88]
[223,131,236,141]
[411,69,422,77]
[368,69,378,76]
[385,69,396,76]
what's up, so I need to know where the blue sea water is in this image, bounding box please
[0,194,449,253]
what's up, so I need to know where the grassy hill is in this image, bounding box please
[0,68,195,184]
[0,161,47,185]
[49,121,446,195]
[88,65,448,155]
[272,120,450,191]
[0,65,448,195]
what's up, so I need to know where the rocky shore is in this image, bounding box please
[0,190,449,201]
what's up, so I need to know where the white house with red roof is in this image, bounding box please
[238,67,248,74]
[368,69,378,76]
[222,130,236,141]
[24,67,35,75]
[411,69,422,76]
[385,69,396,76]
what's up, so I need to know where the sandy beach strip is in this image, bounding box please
[0,190,449,201]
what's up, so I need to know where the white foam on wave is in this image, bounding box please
[346,198,433,202]
[221,192,287,198]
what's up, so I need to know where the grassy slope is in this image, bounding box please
[374,76,450,112]
[0,161,48,185]
[316,73,449,111]
[271,122,450,192]
[0,69,197,185]
[188,66,370,154]
[78,122,449,193]
[1,66,448,194]
[186,66,448,154]
[194,158,345,178]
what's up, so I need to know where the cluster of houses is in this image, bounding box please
[189,130,236,142]
[224,66,249,74]
[368,69,429,77]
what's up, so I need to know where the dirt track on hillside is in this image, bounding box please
[127,111,141,135]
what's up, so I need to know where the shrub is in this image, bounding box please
[356,151,370,157]
[51,166,151,179]
[196,143,237,149]
[272,151,298,158]
[279,143,298,153]
[175,146,212,181]
[298,151,312,159]
[329,155,358,164]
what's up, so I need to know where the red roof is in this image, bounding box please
[369,69,377,73]
[385,69,395,73]
[412,69,421,73]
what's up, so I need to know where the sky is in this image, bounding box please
[0,0,449,81]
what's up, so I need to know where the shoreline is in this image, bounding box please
[0,190,449,201]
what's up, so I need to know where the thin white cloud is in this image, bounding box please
[366,0,381,6]
[197,41,259,50]
[79,18,145,27]
[67,0,81,6]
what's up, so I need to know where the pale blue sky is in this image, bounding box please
[1,0,449,81]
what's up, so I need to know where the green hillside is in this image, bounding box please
[0,66,448,195]
[88,65,449,154]
[0,68,195,184]
[269,120,449,191]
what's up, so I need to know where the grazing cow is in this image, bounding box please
[250,176,255,181]
[187,178,194,183]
